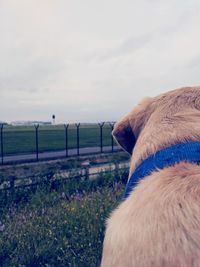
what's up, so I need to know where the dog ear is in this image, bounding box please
[112,97,154,155]
[112,116,136,155]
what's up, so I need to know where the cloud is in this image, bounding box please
[1,0,200,123]
[0,47,66,93]
[97,34,153,62]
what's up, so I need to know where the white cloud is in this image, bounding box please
[0,0,200,122]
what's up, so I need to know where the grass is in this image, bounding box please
[0,152,130,182]
[0,187,123,267]
[0,170,127,267]
[1,124,115,156]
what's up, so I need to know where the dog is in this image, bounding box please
[101,86,200,267]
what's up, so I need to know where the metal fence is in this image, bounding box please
[0,122,121,165]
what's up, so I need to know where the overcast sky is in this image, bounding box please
[1,0,200,123]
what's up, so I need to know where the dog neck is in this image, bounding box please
[124,141,200,199]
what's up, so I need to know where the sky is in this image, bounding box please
[1,0,200,123]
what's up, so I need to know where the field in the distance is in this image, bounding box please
[1,124,115,156]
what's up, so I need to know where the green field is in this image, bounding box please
[0,168,127,266]
[1,124,116,156]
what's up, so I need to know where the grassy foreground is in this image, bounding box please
[0,173,126,267]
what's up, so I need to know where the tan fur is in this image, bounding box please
[101,86,200,267]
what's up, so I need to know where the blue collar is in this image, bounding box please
[124,141,200,199]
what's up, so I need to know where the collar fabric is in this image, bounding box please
[124,142,200,199]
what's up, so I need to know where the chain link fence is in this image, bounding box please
[0,122,121,164]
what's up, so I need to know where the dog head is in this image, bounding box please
[113,86,200,174]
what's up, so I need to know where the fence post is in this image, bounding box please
[115,162,119,179]
[75,123,80,156]
[98,122,105,153]
[109,122,115,153]
[81,160,90,180]
[10,176,15,195]
[64,124,69,157]
[0,124,4,165]
[35,124,39,161]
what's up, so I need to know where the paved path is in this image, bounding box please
[0,146,121,164]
